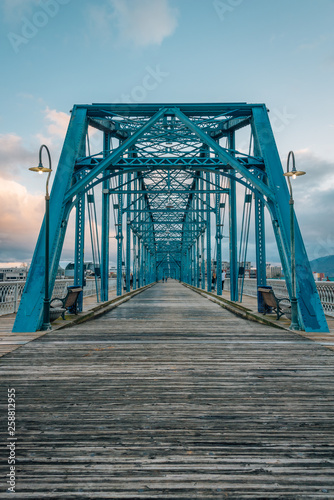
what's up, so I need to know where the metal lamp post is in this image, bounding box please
[283,151,306,330]
[29,145,52,331]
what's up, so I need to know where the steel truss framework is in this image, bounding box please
[13,103,329,333]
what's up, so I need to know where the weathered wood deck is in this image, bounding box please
[1,281,334,498]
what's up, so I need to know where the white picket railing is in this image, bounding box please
[0,278,116,316]
[224,278,334,317]
[1,277,333,317]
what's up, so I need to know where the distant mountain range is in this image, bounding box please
[309,255,334,277]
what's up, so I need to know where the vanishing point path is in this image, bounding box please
[1,282,334,499]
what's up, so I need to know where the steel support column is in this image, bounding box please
[228,131,238,302]
[200,175,205,290]
[206,171,211,292]
[252,105,328,332]
[116,173,123,296]
[255,194,267,293]
[101,132,110,301]
[216,172,222,296]
[74,176,85,312]
[13,106,88,332]
[126,172,132,292]
[74,130,87,312]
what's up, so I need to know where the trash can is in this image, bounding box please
[257,285,273,313]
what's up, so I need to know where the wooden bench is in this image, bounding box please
[258,287,291,320]
[50,287,83,321]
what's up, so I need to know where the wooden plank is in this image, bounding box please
[0,281,333,498]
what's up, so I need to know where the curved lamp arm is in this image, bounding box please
[286,151,294,200]
[39,145,52,198]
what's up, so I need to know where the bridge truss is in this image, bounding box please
[13,103,329,333]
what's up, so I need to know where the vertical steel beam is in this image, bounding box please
[74,174,86,312]
[228,131,238,302]
[132,175,138,290]
[132,231,137,290]
[101,133,110,302]
[138,195,142,288]
[126,172,132,293]
[200,175,205,290]
[252,134,267,298]
[206,171,211,292]
[73,132,87,312]
[191,239,195,285]
[13,106,88,332]
[116,172,123,296]
[216,172,222,295]
[196,177,200,288]
[252,105,328,332]
[255,194,267,293]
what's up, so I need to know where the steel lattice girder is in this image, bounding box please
[13,103,329,333]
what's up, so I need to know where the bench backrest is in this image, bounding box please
[64,287,82,308]
[258,288,277,308]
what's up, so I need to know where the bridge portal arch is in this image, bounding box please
[13,103,329,333]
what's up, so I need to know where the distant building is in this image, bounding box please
[313,272,325,281]
[0,267,28,281]
[56,266,65,278]
[220,261,252,278]
[65,262,96,278]
[249,268,257,279]
[266,264,282,279]
[109,266,117,278]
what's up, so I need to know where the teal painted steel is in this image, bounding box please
[206,171,212,292]
[13,106,88,332]
[101,132,111,302]
[116,173,123,296]
[74,117,87,311]
[228,132,238,302]
[14,102,328,333]
[252,106,328,332]
[216,173,222,296]
[74,174,85,312]
[126,172,132,293]
[255,193,267,292]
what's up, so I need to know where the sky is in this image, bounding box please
[0,0,334,269]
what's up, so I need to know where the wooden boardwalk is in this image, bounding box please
[1,281,334,498]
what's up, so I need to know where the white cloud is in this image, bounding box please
[43,106,70,139]
[110,0,178,46]
[287,151,334,260]
[0,105,73,263]
[35,107,71,160]
[85,3,113,43]
[0,179,44,262]
[0,133,36,179]
[0,107,70,182]
[2,0,39,24]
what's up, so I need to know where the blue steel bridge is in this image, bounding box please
[13,102,328,333]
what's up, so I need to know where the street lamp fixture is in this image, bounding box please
[283,151,306,330]
[29,145,52,331]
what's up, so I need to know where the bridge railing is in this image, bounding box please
[224,278,334,317]
[2,277,333,318]
[0,278,116,316]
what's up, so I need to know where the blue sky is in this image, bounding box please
[0,0,334,267]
